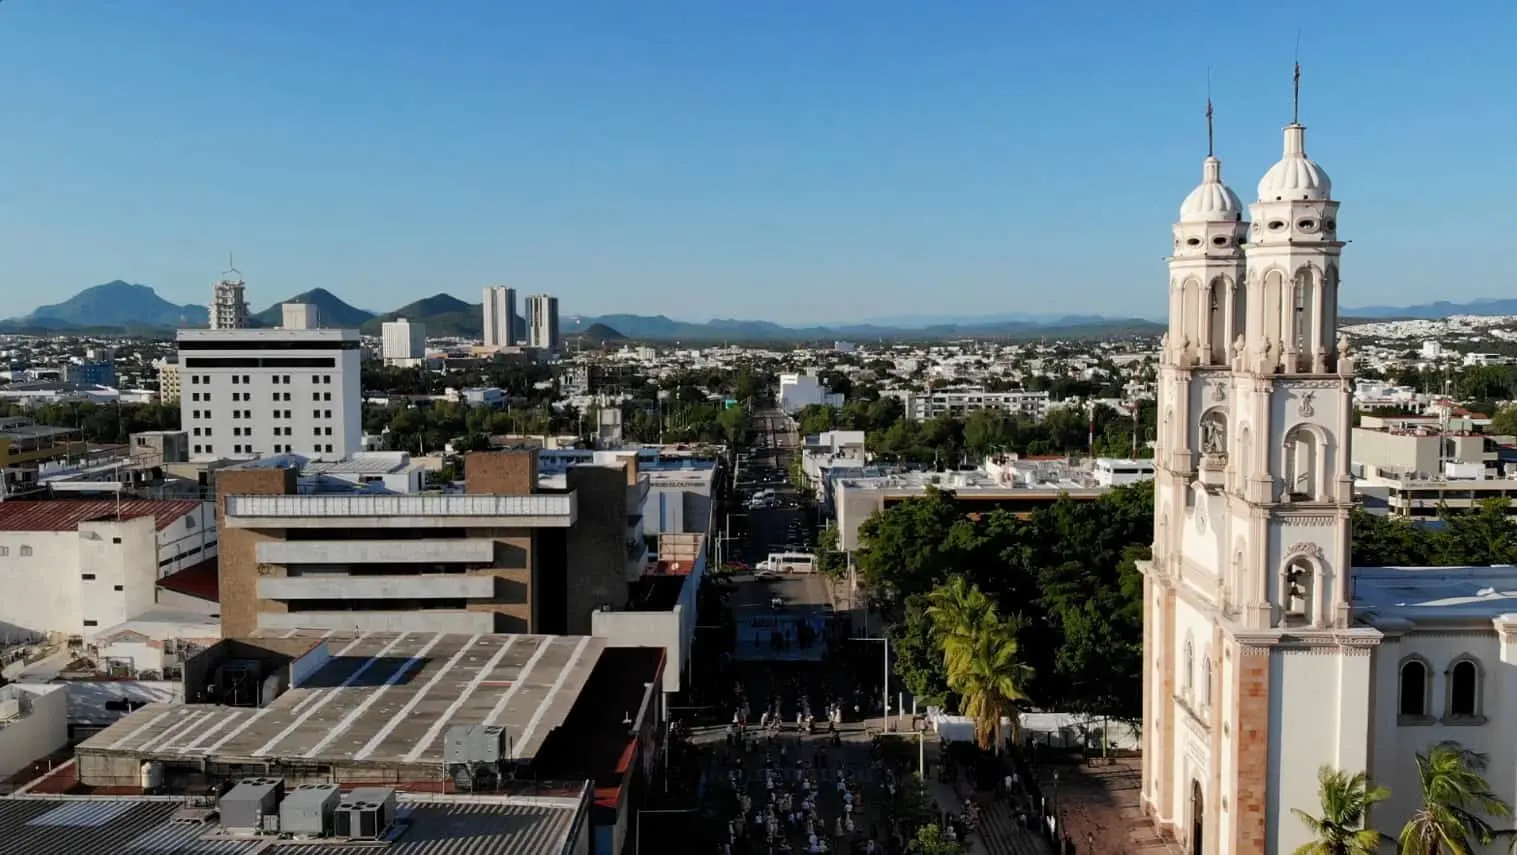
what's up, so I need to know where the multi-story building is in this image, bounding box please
[176,324,362,461]
[215,448,641,637]
[482,285,517,348]
[778,371,843,414]
[210,268,250,330]
[65,361,117,388]
[153,356,181,403]
[381,317,428,367]
[888,388,1051,422]
[526,294,560,352]
[0,498,216,641]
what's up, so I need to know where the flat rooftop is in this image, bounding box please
[0,793,584,855]
[80,632,605,771]
[1353,565,1517,622]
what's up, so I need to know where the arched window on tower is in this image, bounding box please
[1291,279,1314,370]
[1208,281,1227,364]
[1231,279,1248,352]
[1281,557,1313,626]
[1447,658,1483,720]
[1283,426,1321,501]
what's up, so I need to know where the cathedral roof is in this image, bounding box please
[1179,156,1244,222]
[1257,123,1332,202]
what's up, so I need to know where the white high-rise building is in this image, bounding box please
[210,265,249,330]
[381,317,427,367]
[176,326,362,462]
[482,285,517,347]
[526,294,560,352]
[1142,83,1517,855]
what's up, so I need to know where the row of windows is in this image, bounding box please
[191,373,336,385]
[0,545,34,557]
[79,574,125,591]
[1399,656,1485,721]
[228,392,332,403]
[189,409,334,421]
[197,443,335,455]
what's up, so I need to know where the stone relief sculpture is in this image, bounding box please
[1199,411,1227,454]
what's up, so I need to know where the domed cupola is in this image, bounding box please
[1256,123,1332,202]
[1180,156,1244,222]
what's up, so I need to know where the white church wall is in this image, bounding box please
[1369,632,1508,847]
[1217,642,1238,855]
[1168,593,1216,822]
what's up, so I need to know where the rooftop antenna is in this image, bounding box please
[1292,32,1302,124]
[1206,67,1215,157]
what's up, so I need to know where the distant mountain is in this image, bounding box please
[568,313,1164,342]
[250,288,375,328]
[362,293,531,340]
[17,281,207,328]
[363,294,481,339]
[1343,298,1517,321]
[566,322,627,346]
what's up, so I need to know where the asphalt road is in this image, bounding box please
[736,408,811,565]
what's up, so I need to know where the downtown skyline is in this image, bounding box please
[1,1,1515,323]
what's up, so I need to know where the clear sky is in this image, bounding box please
[1,0,1514,325]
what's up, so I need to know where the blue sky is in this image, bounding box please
[1,0,1514,324]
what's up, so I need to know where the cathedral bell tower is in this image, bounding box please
[1231,65,1356,633]
[1154,100,1248,578]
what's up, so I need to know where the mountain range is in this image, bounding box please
[5,281,1515,341]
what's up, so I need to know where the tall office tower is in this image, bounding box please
[482,285,517,347]
[176,324,363,461]
[381,317,428,367]
[526,294,560,352]
[210,264,250,330]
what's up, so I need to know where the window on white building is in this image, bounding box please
[1398,657,1431,721]
[1201,656,1212,708]
[19,545,31,557]
[1447,658,1484,720]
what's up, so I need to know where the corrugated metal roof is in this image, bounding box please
[0,797,582,855]
[0,499,203,532]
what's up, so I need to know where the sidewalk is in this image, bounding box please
[927,776,1049,855]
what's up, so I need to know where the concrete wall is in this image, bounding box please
[564,465,630,635]
[0,531,78,640]
[0,684,68,782]
[592,608,682,694]
[217,466,298,637]
[78,515,159,636]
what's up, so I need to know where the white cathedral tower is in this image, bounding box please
[1142,77,1384,855]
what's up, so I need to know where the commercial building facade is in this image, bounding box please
[176,327,362,461]
[215,449,640,637]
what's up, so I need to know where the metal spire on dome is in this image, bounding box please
[1206,68,1215,157]
[1292,32,1303,124]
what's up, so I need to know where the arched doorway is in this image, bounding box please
[1190,780,1205,855]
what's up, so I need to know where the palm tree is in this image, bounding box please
[1290,765,1388,855]
[925,576,997,683]
[1399,741,1512,855]
[950,623,1032,750]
